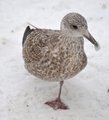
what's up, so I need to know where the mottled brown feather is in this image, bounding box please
[23,27,87,81]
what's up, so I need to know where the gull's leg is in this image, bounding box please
[45,81,68,110]
[57,81,64,100]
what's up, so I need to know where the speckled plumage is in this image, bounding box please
[23,27,87,81]
[22,13,99,109]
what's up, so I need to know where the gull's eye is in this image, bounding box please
[73,25,78,29]
[70,25,78,30]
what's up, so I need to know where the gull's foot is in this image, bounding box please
[45,98,68,110]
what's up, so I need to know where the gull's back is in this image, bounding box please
[23,26,61,63]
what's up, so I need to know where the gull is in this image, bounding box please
[22,12,100,110]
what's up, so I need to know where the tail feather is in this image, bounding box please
[22,26,33,46]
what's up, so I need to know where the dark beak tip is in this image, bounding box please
[95,43,100,51]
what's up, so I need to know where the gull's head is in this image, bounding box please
[61,12,100,50]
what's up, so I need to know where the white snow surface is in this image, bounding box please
[0,0,109,120]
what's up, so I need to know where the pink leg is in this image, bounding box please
[45,81,68,110]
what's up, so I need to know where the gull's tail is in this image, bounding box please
[22,26,33,46]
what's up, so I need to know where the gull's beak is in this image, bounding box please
[83,30,100,51]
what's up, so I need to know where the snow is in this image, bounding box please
[0,0,109,120]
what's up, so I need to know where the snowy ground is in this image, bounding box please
[0,0,109,120]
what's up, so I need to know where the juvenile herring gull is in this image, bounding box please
[22,12,100,110]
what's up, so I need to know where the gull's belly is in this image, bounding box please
[24,51,87,81]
